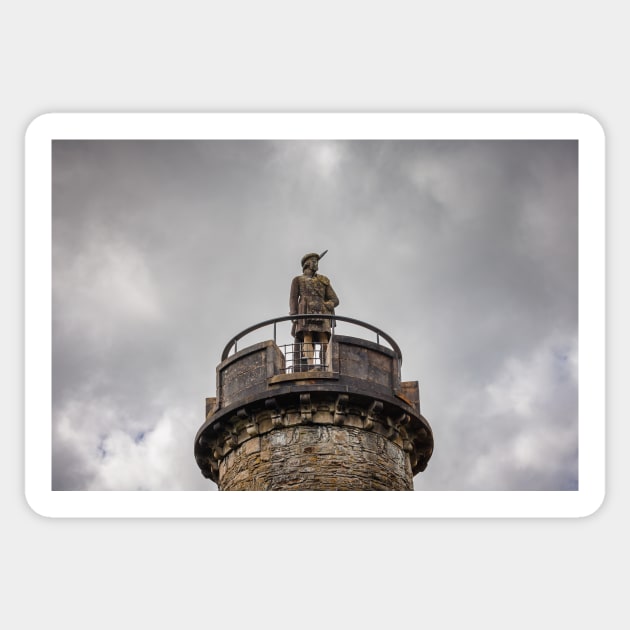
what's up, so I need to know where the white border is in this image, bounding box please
[25,113,605,518]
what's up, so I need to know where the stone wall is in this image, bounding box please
[219,425,413,491]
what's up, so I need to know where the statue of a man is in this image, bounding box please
[290,251,339,368]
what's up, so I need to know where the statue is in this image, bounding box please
[290,251,340,369]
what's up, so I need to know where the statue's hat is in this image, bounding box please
[301,250,328,268]
[301,252,319,267]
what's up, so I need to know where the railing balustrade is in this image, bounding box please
[221,314,402,364]
[278,342,329,373]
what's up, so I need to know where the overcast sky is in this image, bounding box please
[51,138,578,491]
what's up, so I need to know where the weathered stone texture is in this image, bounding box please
[219,425,413,491]
[219,341,284,407]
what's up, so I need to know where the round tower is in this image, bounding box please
[194,315,433,490]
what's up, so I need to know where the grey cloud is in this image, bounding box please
[52,139,577,491]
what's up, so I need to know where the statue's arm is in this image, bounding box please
[325,283,339,309]
[289,277,300,315]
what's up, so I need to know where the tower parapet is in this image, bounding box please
[194,315,433,490]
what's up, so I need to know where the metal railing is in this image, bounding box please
[221,314,402,363]
[278,342,330,373]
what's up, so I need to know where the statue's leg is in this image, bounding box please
[292,341,302,372]
[320,333,330,370]
[317,332,331,370]
[303,332,315,367]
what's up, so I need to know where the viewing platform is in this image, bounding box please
[194,315,434,490]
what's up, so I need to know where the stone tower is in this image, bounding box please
[194,314,434,491]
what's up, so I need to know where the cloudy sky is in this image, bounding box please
[51,138,578,491]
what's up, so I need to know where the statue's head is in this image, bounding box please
[301,252,320,271]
